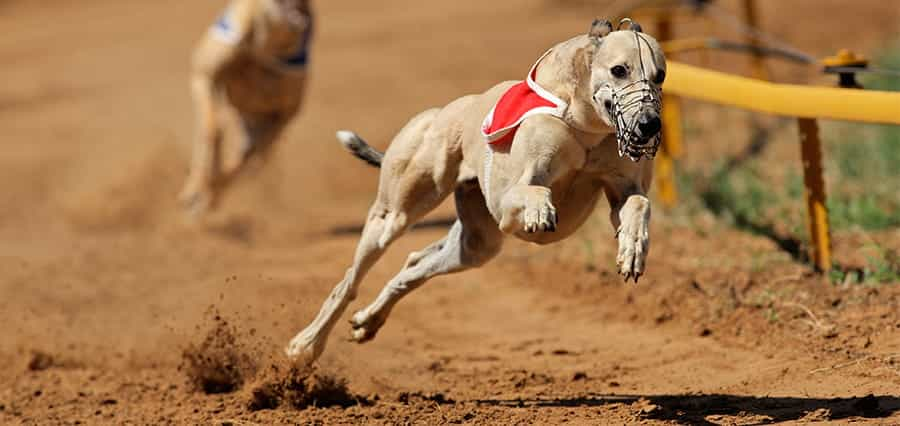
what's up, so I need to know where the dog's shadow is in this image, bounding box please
[204,215,256,244]
[473,393,900,424]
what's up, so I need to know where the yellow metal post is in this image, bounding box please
[655,12,682,208]
[797,118,831,272]
[742,0,769,81]
[741,0,769,173]
[658,93,683,208]
[661,94,684,159]
[700,16,713,68]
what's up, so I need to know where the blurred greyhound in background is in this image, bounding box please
[286,19,667,364]
[179,0,313,216]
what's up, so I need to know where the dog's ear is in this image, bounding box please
[617,18,643,33]
[588,19,613,42]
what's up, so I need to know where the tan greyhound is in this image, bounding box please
[179,0,313,216]
[287,20,667,363]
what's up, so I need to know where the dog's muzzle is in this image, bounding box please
[601,80,662,162]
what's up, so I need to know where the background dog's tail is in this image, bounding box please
[336,130,383,168]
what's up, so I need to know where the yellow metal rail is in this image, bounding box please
[665,61,900,124]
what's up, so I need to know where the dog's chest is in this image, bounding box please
[223,58,306,113]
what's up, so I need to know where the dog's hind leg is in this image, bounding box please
[179,72,226,215]
[348,179,503,342]
[284,201,404,362]
[286,109,462,363]
[214,111,291,192]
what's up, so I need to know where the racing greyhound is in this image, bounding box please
[288,20,666,364]
[179,0,313,216]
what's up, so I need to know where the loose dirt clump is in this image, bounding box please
[246,359,363,411]
[24,350,81,371]
[180,311,256,394]
[26,351,54,371]
[180,309,363,410]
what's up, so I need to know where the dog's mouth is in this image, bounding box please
[607,81,662,162]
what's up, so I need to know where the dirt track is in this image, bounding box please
[2,0,900,424]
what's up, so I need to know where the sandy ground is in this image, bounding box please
[1,0,899,424]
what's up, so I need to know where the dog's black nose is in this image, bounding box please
[636,113,661,142]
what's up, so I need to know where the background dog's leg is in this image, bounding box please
[349,180,503,342]
[179,72,224,215]
[179,34,242,216]
[238,112,287,165]
[213,111,290,192]
[604,168,653,281]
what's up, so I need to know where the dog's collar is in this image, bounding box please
[279,16,313,67]
[210,7,313,69]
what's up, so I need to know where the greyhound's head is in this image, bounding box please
[587,19,667,161]
[273,0,312,27]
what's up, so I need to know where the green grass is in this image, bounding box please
[692,129,900,234]
[829,245,900,285]
[699,162,776,230]
[864,41,900,92]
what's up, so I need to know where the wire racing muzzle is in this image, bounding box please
[607,78,662,162]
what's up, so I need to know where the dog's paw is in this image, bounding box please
[348,309,383,343]
[178,183,216,218]
[499,186,559,234]
[615,219,649,283]
[523,202,558,233]
[521,187,558,233]
[284,331,319,365]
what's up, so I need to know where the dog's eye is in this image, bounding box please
[610,65,627,78]
[654,70,666,85]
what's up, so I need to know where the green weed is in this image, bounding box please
[829,245,900,285]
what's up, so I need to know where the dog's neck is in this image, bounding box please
[531,36,614,140]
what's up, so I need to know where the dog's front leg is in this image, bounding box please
[179,8,252,215]
[492,117,590,235]
[615,193,650,281]
[604,178,651,282]
[495,145,562,234]
[179,70,224,213]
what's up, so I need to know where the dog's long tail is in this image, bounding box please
[336,130,383,168]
